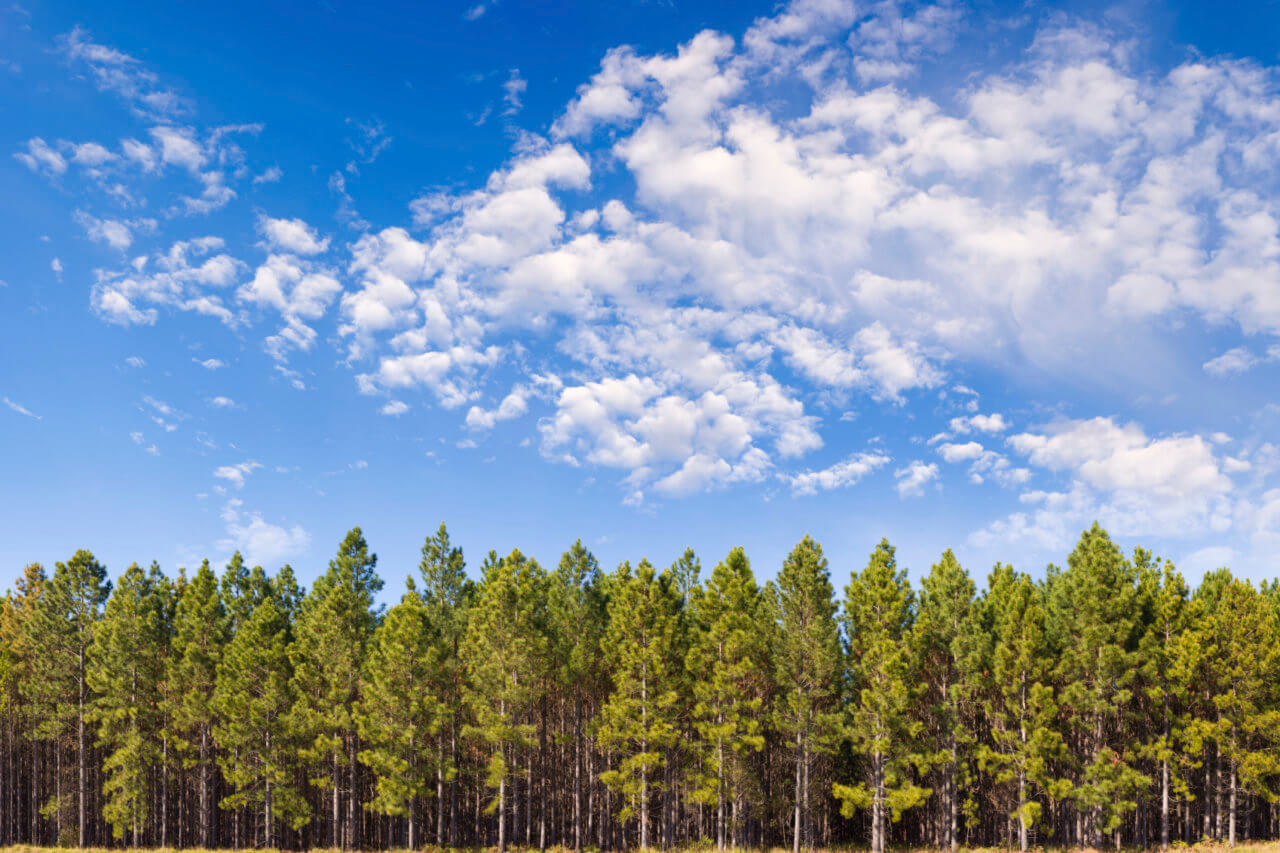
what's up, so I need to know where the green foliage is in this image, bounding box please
[686,547,767,842]
[1048,523,1150,839]
[290,527,383,802]
[6,520,1280,852]
[87,562,167,840]
[213,572,309,832]
[357,588,440,832]
[598,559,682,846]
[835,539,928,851]
[460,547,546,829]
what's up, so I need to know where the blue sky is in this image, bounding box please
[3,0,1280,595]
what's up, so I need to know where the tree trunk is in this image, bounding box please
[792,728,802,853]
[574,692,583,853]
[717,731,725,851]
[349,733,359,850]
[78,652,86,849]
[640,667,649,851]
[332,753,341,849]
[1229,759,1238,848]
[437,733,445,847]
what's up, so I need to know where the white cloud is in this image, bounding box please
[194,358,225,370]
[503,69,527,116]
[61,26,190,117]
[253,165,283,184]
[937,440,1029,487]
[950,412,1008,433]
[895,460,939,498]
[380,400,409,416]
[218,499,309,567]
[466,387,529,429]
[1203,346,1280,376]
[1008,418,1231,499]
[1204,347,1258,376]
[125,356,146,368]
[74,211,154,251]
[70,141,115,166]
[57,0,1280,514]
[14,138,66,175]
[92,237,243,326]
[208,396,236,408]
[258,215,330,255]
[938,441,984,463]
[213,460,262,489]
[237,253,343,362]
[787,451,890,495]
[3,397,41,420]
[976,417,1239,549]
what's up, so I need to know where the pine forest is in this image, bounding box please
[1,522,1278,853]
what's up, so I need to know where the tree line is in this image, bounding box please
[0,521,1277,851]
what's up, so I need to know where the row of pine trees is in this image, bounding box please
[1,522,1278,851]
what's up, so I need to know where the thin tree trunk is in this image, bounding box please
[333,753,341,849]
[78,651,86,848]
[792,728,802,853]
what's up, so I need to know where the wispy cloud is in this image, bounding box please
[4,397,41,420]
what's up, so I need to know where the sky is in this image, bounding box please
[3,0,1280,596]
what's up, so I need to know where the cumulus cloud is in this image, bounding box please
[93,238,243,326]
[14,137,66,175]
[258,215,330,255]
[466,387,530,429]
[49,0,1280,522]
[218,499,309,567]
[213,460,262,489]
[895,461,939,497]
[975,417,1238,549]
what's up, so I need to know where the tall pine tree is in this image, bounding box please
[835,539,928,853]
[598,559,682,851]
[773,535,841,853]
[290,528,383,849]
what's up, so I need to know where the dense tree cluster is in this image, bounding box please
[1,522,1278,851]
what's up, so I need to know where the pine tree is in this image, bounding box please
[598,559,682,850]
[1193,575,1280,846]
[971,564,1064,852]
[911,549,976,852]
[548,540,606,853]
[213,573,308,843]
[835,539,928,853]
[357,583,439,848]
[290,527,383,849]
[87,562,166,842]
[686,546,766,850]
[419,522,473,847]
[2,564,46,844]
[169,559,230,848]
[461,548,546,852]
[1048,523,1149,846]
[25,549,110,847]
[1137,554,1191,851]
[773,535,841,853]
